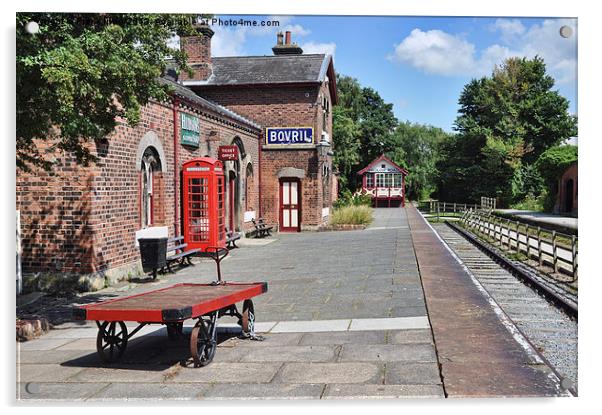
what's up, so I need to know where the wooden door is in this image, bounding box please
[280,179,300,232]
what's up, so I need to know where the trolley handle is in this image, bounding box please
[205,246,229,283]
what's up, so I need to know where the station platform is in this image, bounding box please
[406,205,567,397]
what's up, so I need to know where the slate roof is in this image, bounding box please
[158,77,261,131]
[199,54,332,86]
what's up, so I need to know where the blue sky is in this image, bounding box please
[207,15,577,133]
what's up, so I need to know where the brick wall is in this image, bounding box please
[17,99,260,277]
[197,82,334,228]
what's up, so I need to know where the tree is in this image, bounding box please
[438,56,577,205]
[16,13,201,171]
[332,74,398,192]
[332,106,361,190]
[391,121,451,201]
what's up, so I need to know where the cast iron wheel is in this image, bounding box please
[96,321,128,363]
[166,322,184,341]
[190,314,217,367]
[241,299,255,334]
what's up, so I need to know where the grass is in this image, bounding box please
[330,205,374,226]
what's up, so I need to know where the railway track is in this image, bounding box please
[432,222,578,393]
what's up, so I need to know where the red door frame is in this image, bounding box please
[279,178,301,232]
[229,176,235,231]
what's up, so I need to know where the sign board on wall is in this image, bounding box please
[180,113,200,147]
[265,127,313,145]
[218,145,239,161]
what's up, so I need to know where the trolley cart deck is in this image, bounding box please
[72,282,267,367]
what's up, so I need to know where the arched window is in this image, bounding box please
[141,147,162,228]
[232,136,247,159]
[246,163,254,211]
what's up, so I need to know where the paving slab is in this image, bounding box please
[17,338,73,351]
[389,329,434,344]
[170,363,282,383]
[274,362,381,384]
[238,346,337,363]
[17,382,108,401]
[349,316,429,331]
[323,384,444,399]
[88,382,209,401]
[17,364,85,383]
[385,362,442,385]
[271,319,350,333]
[204,383,325,400]
[67,365,169,383]
[340,344,437,363]
[299,330,385,346]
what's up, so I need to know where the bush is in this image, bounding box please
[510,192,546,212]
[333,189,372,209]
[330,205,374,226]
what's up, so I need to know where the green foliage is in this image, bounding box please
[436,57,577,206]
[333,189,372,209]
[391,121,452,200]
[332,106,361,190]
[535,144,577,211]
[333,74,398,192]
[16,13,203,171]
[509,192,546,212]
[535,145,578,184]
[330,205,373,226]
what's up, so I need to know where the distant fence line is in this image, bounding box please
[461,209,577,281]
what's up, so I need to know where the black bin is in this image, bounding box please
[138,237,167,275]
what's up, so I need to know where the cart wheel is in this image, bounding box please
[241,299,255,334]
[166,322,184,341]
[190,314,217,367]
[96,321,128,363]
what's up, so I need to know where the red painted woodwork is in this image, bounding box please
[182,157,226,251]
[279,178,301,232]
[77,282,268,322]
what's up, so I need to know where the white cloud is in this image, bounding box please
[211,27,247,56]
[490,18,526,42]
[300,41,337,58]
[389,19,577,85]
[388,29,475,76]
[283,24,311,37]
[210,15,311,57]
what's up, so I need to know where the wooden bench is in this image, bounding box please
[162,236,201,274]
[251,218,274,238]
[225,227,241,249]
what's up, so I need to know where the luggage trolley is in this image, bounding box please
[73,157,267,367]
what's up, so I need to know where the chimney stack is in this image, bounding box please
[272,30,303,55]
[179,23,215,81]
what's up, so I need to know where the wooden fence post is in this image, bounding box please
[537,227,542,266]
[571,235,577,279]
[525,224,531,259]
[516,221,520,254]
[552,231,558,273]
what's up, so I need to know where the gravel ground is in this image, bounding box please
[433,222,578,393]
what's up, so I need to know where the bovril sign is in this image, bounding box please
[265,127,313,145]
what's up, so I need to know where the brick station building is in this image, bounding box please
[16,25,338,285]
[179,27,338,231]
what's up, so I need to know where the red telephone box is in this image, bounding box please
[182,158,226,251]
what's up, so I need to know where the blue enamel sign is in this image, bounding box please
[265,127,314,145]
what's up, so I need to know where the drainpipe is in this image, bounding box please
[258,131,263,218]
[173,97,180,236]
